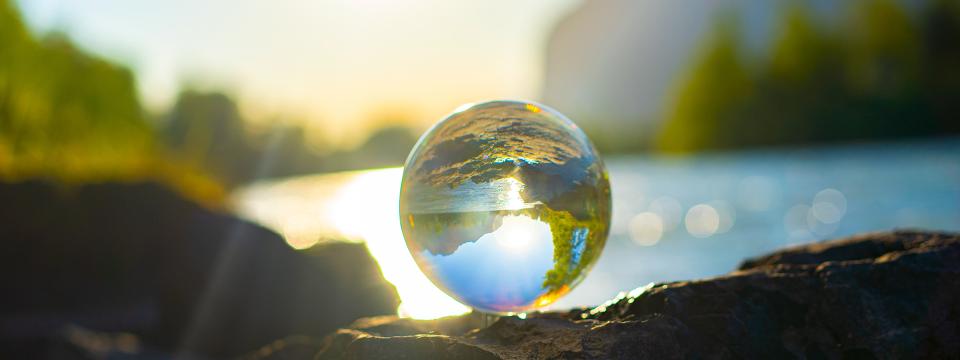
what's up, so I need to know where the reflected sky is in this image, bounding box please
[417,215,555,313]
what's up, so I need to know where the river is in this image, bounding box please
[234,138,960,319]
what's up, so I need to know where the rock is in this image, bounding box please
[292,230,959,359]
[0,181,399,358]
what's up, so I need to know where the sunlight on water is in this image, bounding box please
[236,140,960,317]
[236,167,470,319]
[326,168,471,318]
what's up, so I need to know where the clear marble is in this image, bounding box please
[400,100,611,314]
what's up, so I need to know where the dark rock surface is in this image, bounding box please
[0,181,399,359]
[276,230,960,359]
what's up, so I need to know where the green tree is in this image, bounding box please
[919,0,960,133]
[658,17,753,152]
[757,5,845,145]
[0,0,153,180]
[657,1,960,152]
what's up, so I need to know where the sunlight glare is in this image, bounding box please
[494,215,540,252]
[325,168,471,319]
[501,177,528,211]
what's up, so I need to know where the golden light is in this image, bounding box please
[533,285,569,308]
[501,177,528,211]
[235,168,470,320]
[324,168,471,319]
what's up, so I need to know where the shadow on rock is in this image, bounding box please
[0,181,399,359]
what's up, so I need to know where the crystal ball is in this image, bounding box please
[399,100,611,314]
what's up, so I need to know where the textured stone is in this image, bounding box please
[293,230,959,360]
[0,181,400,358]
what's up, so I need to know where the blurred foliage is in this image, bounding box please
[0,0,418,195]
[0,0,147,177]
[0,0,223,203]
[658,0,960,152]
[161,91,330,186]
[160,90,417,185]
[7,0,955,194]
[319,125,418,172]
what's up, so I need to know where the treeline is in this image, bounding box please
[161,91,417,186]
[5,0,957,194]
[0,0,416,194]
[657,0,960,152]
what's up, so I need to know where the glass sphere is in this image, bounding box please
[399,100,611,314]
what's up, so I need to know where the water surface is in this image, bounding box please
[235,138,960,317]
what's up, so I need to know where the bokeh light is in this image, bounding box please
[811,188,847,224]
[326,168,471,319]
[628,212,664,246]
[685,204,720,238]
[649,196,683,231]
[237,168,471,319]
[707,200,737,234]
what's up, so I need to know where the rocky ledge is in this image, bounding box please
[255,230,960,359]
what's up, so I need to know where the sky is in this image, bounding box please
[15,0,579,144]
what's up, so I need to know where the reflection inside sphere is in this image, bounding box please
[400,100,611,314]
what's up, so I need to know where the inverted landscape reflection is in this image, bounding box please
[418,214,556,312]
[399,101,611,314]
[236,139,960,320]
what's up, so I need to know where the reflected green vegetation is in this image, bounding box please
[658,0,960,152]
[536,204,606,294]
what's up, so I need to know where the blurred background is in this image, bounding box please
[2,0,959,358]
